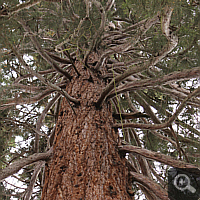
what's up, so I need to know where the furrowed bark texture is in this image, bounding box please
[41,57,131,200]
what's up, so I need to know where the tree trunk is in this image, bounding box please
[41,53,132,200]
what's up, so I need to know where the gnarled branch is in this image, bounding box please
[120,145,199,169]
[0,149,52,182]
[130,171,169,200]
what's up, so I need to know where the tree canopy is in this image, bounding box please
[0,0,200,199]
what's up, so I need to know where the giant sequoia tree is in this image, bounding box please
[0,0,200,199]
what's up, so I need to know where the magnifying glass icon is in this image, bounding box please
[173,174,196,193]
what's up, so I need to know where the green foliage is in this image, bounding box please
[0,0,200,199]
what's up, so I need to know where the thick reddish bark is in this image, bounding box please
[41,57,132,199]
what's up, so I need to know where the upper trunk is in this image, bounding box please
[41,53,132,200]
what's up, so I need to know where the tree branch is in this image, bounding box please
[108,67,200,97]
[84,0,106,64]
[5,39,79,105]
[119,145,199,170]
[130,171,169,200]
[3,118,48,138]
[0,89,55,110]
[95,12,160,70]
[0,149,52,182]
[35,93,60,152]
[95,61,150,108]
[24,161,44,200]
[17,19,72,81]
[124,92,177,146]
[96,6,177,107]
[155,85,200,107]
[0,0,42,17]
[114,86,200,131]
[113,112,150,120]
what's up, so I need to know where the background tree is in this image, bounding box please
[0,0,200,199]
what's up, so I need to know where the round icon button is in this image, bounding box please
[173,174,196,193]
